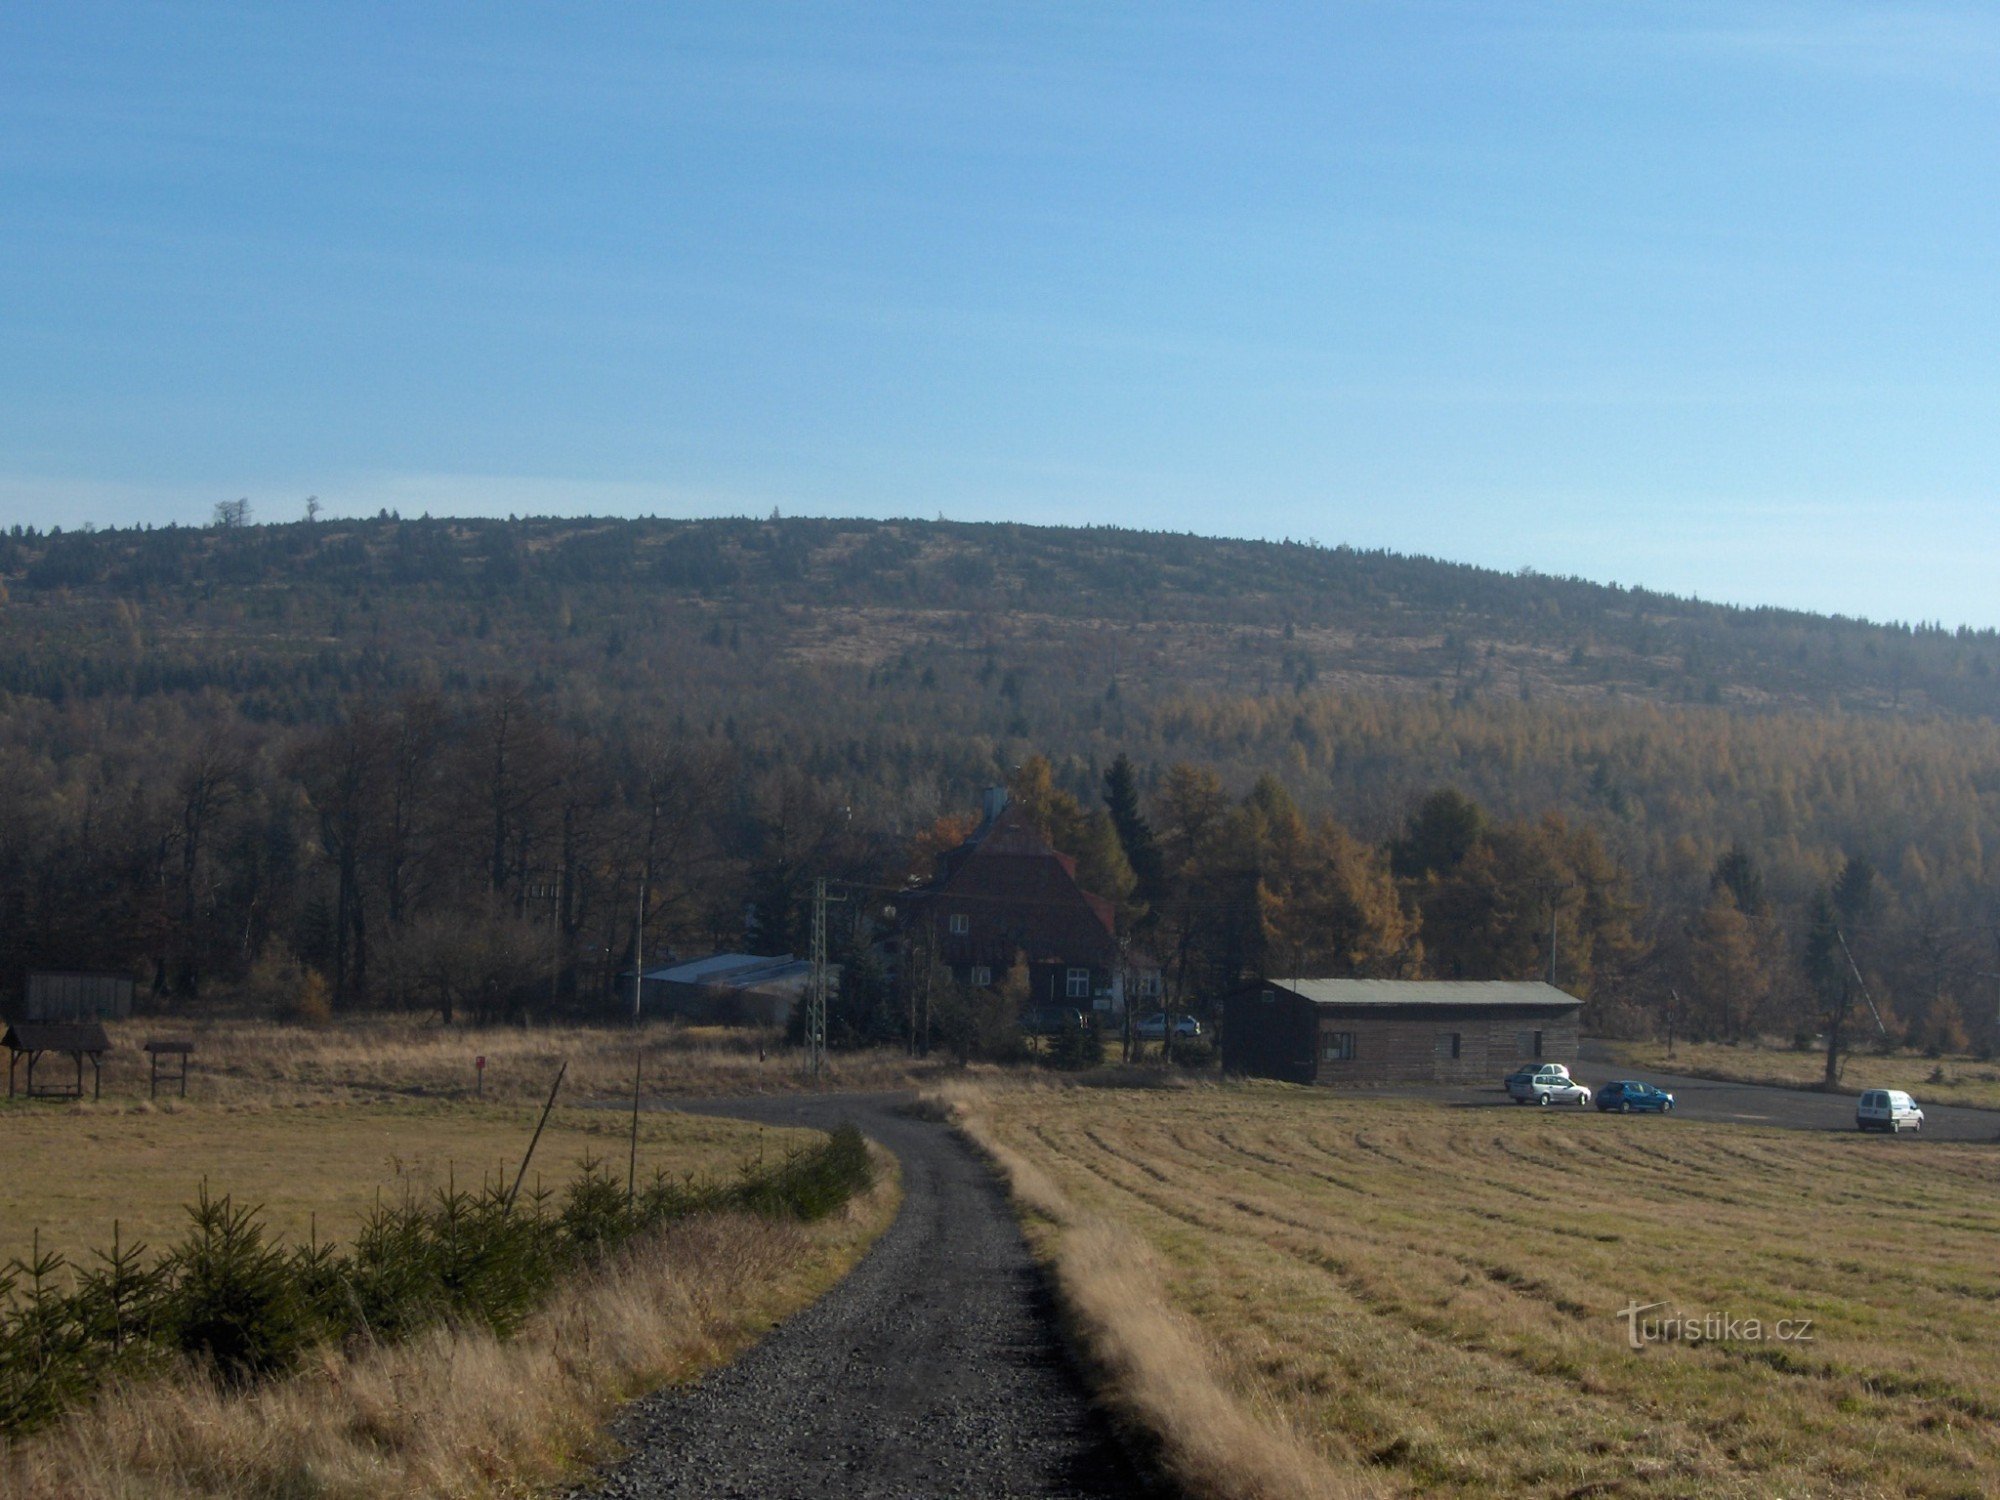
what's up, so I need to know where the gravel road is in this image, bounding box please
[572,1091,1143,1500]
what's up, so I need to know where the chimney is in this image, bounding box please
[981,785,1009,824]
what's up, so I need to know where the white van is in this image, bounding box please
[1856,1089,1924,1133]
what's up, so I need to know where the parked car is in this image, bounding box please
[1504,1062,1569,1096]
[1596,1079,1675,1114]
[1856,1089,1924,1133]
[1506,1063,1590,1106]
[1134,1012,1201,1040]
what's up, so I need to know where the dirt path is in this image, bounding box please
[573,1091,1142,1500]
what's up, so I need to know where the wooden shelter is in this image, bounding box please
[1221,979,1582,1085]
[4,1021,112,1100]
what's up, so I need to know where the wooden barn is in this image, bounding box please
[1220,979,1582,1086]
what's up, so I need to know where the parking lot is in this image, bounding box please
[1547,1043,2000,1141]
[1346,1045,2000,1141]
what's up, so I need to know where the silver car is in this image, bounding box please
[1506,1063,1591,1107]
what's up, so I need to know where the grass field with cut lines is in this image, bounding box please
[982,1083,2000,1498]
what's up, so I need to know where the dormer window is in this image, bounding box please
[949,913,969,935]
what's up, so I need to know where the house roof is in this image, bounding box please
[1262,979,1580,1009]
[913,800,1119,963]
[3,1021,113,1053]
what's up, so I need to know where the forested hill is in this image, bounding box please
[8,512,2000,1043]
[1,512,1995,721]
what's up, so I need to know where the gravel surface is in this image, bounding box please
[1576,1042,2000,1141]
[1371,1045,2000,1141]
[572,1091,1143,1500]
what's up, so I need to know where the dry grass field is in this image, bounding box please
[0,1100,817,1267]
[1603,1038,2000,1112]
[2,1149,901,1500]
[964,1081,2000,1499]
[22,1014,938,1110]
[0,1015,903,1498]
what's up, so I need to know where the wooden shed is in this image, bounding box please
[23,971,135,1022]
[4,1021,113,1100]
[1221,979,1582,1086]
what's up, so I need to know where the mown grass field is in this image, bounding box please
[0,1100,815,1267]
[1603,1038,2000,1112]
[980,1083,2000,1498]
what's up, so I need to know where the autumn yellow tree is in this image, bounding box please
[1685,892,1768,1041]
[904,811,979,883]
[1006,755,1138,912]
[1262,814,1416,978]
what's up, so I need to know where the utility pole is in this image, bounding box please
[913,912,936,1059]
[1987,916,2000,1049]
[1539,881,1573,986]
[527,866,564,1014]
[905,913,925,1059]
[805,877,842,1080]
[807,877,827,1078]
[632,870,648,1029]
[1117,935,1133,1065]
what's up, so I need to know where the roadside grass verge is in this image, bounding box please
[919,1080,1380,1500]
[0,1134,897,1499]
[943,1079,2000,1499]
[1602,1037,2000,1111]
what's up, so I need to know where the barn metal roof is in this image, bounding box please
[644,953,789,984]
[1264,979,1580,1009]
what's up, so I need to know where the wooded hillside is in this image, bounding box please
[2,513,1995,1052]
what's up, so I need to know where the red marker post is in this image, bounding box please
[475,1055,486,1097]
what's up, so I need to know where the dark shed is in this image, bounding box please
[4,1021,113,1100]
[1221,979,1582,1085]
[24,971,135,1022]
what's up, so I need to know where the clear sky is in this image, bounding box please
[4,4,1996,625]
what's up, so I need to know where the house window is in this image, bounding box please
[1138,970,1162,998]
[1533,1029,1544,1058]
[969,966,992,987]
[948,913,969,935]
[1066,967,1091,999]
[1322,1032,1356,1063]
[1437,1032,1462,1060]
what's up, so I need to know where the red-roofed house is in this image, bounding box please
[901,789,1160,1014]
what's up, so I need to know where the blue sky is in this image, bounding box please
[4,3,1997,625]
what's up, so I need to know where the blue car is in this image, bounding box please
[1596,1080,1675,1114]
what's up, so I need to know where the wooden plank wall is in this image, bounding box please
[1309,1006,1581,1085]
